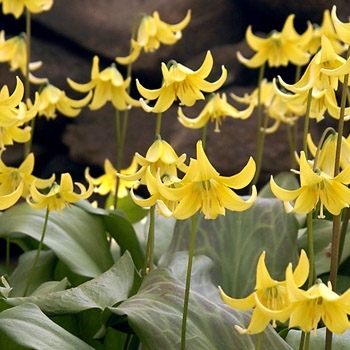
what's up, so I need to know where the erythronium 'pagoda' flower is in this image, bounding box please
[178,93,254,132]
[276,36,350,121]
[232,80,304,133]
[136,50,227,113]
[27,171,93,212]
[0,153,54,210]
[118,137,188,185]
[304,9,346,56]
[156,140,256,220]
[67,56,140,111]
[237,14,313,68]
[0,31,47,84]
[329,6,350,46]
[219,250,309,334]
[37,83,92,119]
[0,0,53,18]
[0,77,39,150]
[286,264,350,334]
[116,10,191,65]
[91,158,138,198]
[270,151,350,218]
[118,137,187,211]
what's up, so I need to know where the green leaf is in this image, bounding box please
[9,250,57,297]
[5,252,135,315]
[0,303,93,349]
[0,202,114,277]
[104,210,144,271]
[165,197,300,297]
[104,252,292,349]
[286,328,350,349]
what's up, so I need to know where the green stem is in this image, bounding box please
[24,9,34,157]
[181,214,197,350]
[201,123,208,150]
[302,89,313,157]
[155,112,162,136]
[141,205,155,277]
[23,207,50,297]
[251,63,265,186]
[256,332,262,350]
[338,207,350,264]
[306,212,315,288]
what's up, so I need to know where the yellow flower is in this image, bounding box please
[270,151,350,218]
[0,0,53,18]
[232,80,304,133]
[219,250,309,334]
[178,93,254,132]
[0,153,54,210]
[118,137,187,211]
[304,9,346,55]
[237,14,313,68]
[116,10,191,65]
[136,50,227,113]
[0,31,47,84]
[27,171,93,212]
[329,5,350,46]
[37,83,92,119]
[67,55,140,111]
[286,265,350,334]
[156,140,256,220]
[91,158,138,198]
[0,77,39,150]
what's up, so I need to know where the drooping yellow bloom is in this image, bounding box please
[329,5,350,46]
[219,250,309,334]
[232,79,305,133]
[37,83,92,119]
[276,36,350,121]
[286,265,350,334]
[178,93,254,132]
[116,10,191,65]
[27,171,93,212]
[270,151,350,218]
[91,158,138,198]
[67,56,140,111]
[0,153,54,210]
[304,9,346,55]
[0,77,39,150]
[0,31,47,84]
[156,140,256,220]
[0,0,53,18]
[237,14,313,68]
[118,137,188,210]
[136,51,227,113]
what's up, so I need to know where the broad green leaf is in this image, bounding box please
[104,211,144,271]
[164,197,300,297]
[9,250,57,297]
[0,303,93,349]
[103,252,292,349]
[0,202,114,277]
[286,328,350,349]
[5,252,135,314]
[75,200,144,271]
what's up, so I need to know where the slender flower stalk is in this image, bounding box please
[23,206,49,296]
[181,214,197,350]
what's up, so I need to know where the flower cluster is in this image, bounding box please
[220,250,350,334]
[119,137,256,220]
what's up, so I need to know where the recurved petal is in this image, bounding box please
[270,176,302,202]
[219,286,255,310]
[194,50,214,79]
[136,79,162,100]
[221,157,256,189]
[292,250,310,287]
[0,181,23,210]
[255,251,276,290]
